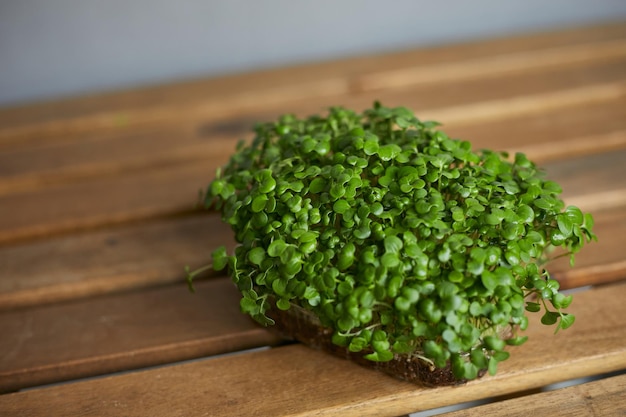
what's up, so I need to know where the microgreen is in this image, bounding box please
[190,102,596,381]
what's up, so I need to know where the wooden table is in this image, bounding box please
[1,22,626,416]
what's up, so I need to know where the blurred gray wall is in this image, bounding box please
[1,0,626,106]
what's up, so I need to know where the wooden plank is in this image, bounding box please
[441,373,626,416]
[0,214,234,310]
[0,124,208,194]
[1,281,625,416]
[425,81,625,131]
[0,278,281,393]
[356,38,626,92]
[0,161,215,246]
[0,23,624,144]
[0,126,237,197]
[546,148,626,213]
[440,93,626,163]
[3,23,624,125]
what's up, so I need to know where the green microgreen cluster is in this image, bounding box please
[191,102,595,381]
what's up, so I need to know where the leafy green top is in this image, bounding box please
[192,102,596,381]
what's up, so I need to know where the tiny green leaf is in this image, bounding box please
[212,246,229,271]
[541,311,560,325]
[333,199,351,214]
[558,314,576,332]
[267,239,287,257]
[247,247,266,266]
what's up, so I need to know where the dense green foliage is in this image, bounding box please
[191,103,595,380]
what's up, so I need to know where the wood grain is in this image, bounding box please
[0,126,236,196]
[0,161,215,245]
[441,94,626,162]
[0,214,234,310]
[441,373,626,416]
[544,148,626,213]
[356,38,626,91]
[0,278,281,393]
[1,282,624,416]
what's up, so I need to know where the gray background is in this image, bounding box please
[1,0,626,107]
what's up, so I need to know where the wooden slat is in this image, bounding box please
[442,373,626,417]
[0,126,233,197]
[0,162,213,246]
[356,38,626,91]
[441,94,626,162]
[0,214,234,310]
[1,46,624,156]
[546,148,626,213]
[1,281,625,416]
[0,278,281,393]
[217,58,626,157]
[0,23,625,145]
[427,81,625,130]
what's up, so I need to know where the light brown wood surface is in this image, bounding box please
[441,373,626,417]
[1,52,624,151]
[0,278,281,393]
[1,282,625,416]
[0,65,623,198]
[0,214,234,310]
[0,22,625,417]
[0,162,211,245]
